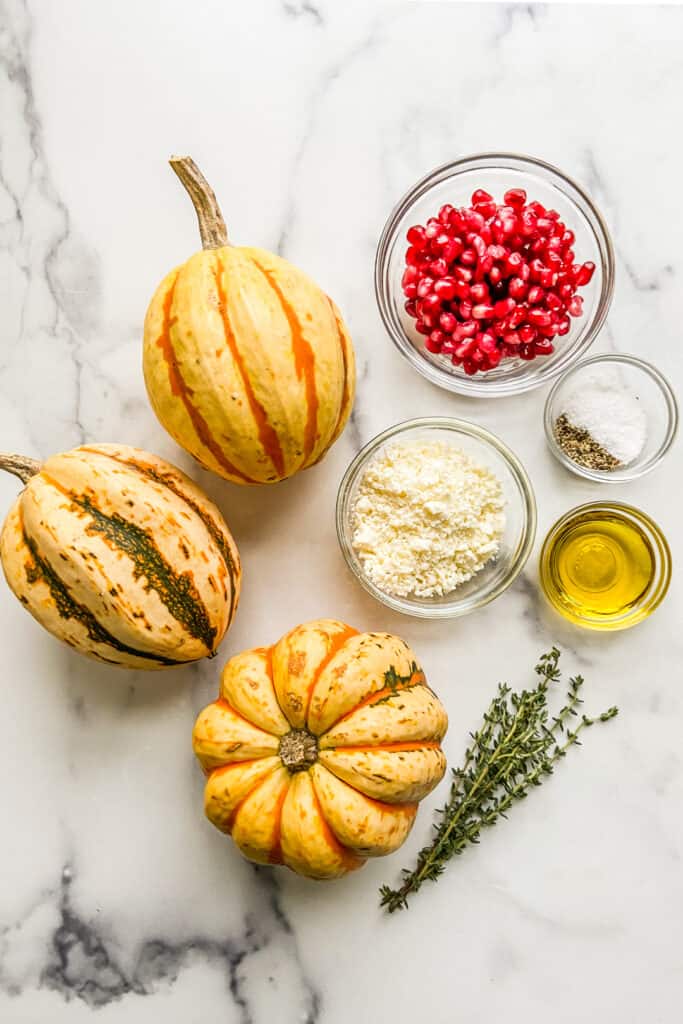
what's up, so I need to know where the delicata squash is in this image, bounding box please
[143,156,355,485]
[193,619,448,879]
[0,445,240,669]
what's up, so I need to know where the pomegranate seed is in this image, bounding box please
[434,232,452,250]
[559,282,574,301]
[460,248,477,266]
[434,277,458,301]
[470,282,490,303]
[504,188,527,208]
[403,283,417,299]
[478,332,497,353]
[455,266,473,283]
[425,295,443,316]
[471,188,493,206]
[536,217,554,235]
[509,305,527,328]
[471,235,487,260]
[546,291,563,311]
[534,339,555,355]
[494,297,516,317]
[518,261,531,282]
[561,229,575,246]
[442,238,464,263]
[405,246,421,266]
[455,338,476,358]
[465,210,486,233]
[472,303,495,320]
[518,325,537,343]
[407,225,427,248]
[404,299,417,317]
[431,258,449,278]
[556,315,571,336]
[519,344,536,360]
[502,331,520,348]
[568,295,584,317]
[438,204,456,224]
[463,358,479,376]
[528,308,551,327]
[527,285,545,305]
[500,214,518,236]
[453,280,471,299]
[429,329,445,346]
[538,322,558,338]
[460,320,477,337]
[439,311,458,333]
[416,277,435,298]
[415,319,431,335]
[546,209,560,221]
[489,265,503,285]
[520,212,538,237]
[488,244,507,261]
[575,261,595,285]
[425,219,440,239]
[487,347,502,367]
[546,236,563,255]
[508,277,528,300]
[539,269,556,289]
[505,251,524,275]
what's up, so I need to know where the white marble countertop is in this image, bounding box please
[1,1,681,1021]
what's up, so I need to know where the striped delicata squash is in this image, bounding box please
[143,156,355,485]
[193,619,448,879]
[0,445,240,669]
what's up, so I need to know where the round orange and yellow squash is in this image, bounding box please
[0,444,241,669]
[143,157,355,485]
[193,619,448,879]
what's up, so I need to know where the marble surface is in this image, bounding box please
[0,1,681,1021]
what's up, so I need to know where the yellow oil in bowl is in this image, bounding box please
[540,502,671,630]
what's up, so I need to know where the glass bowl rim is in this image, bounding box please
[374,151,616,398]
[538,499,672,629]
[543,353,679,482]
[335,415,538,618]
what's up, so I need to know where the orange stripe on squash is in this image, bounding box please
[155,277,254,484]
[304,626,359,724]
[268,779,290,865]
[213,255,286,478]
[309,780,364,873]
[327,296,352,444]
[249,257,319,465]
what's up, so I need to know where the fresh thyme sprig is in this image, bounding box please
[379,648,618,913]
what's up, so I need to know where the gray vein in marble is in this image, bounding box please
[282,0,323,27]
[491,2,541,47]
[1,863,321,1020]
[0,0,99,449]
[275,20,384,257]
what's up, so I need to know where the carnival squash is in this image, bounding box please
[143,156,355,485]
[193,619,448,879]
[0,445,240,669]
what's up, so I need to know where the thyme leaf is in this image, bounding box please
[379,648,618,913]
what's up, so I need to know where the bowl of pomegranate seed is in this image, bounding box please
[375,153,615,396]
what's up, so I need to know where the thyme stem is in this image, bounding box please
[380,649,618,913]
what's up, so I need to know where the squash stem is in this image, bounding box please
[0,454,42,484]
[169,155,229,250]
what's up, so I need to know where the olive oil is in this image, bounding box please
[540,503,670,630]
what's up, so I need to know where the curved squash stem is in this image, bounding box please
[0,454,42,484]
[169,155,229,250]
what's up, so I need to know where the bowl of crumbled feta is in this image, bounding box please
[336,417,537,618]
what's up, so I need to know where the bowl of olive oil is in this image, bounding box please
[539,501,671,630]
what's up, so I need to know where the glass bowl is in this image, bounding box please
[544,354,678,482]
[336,417,536,618]
[375,153,615,397]
[539,501,671,630]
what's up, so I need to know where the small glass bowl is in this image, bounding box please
[336,417,536,618]
[539,501,671,630]
[375,153,615,397]
[544,354,678,482]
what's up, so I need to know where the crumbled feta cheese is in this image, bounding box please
[350,440,506,598]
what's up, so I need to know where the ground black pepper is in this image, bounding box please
[553,414,621,471]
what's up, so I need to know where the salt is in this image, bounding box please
[560,378,647,465]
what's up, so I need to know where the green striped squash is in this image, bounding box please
[0,444,241,669]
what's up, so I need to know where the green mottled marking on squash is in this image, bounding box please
[73,493,216,650]
[21,529,183,666]
[79,448,239,622]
